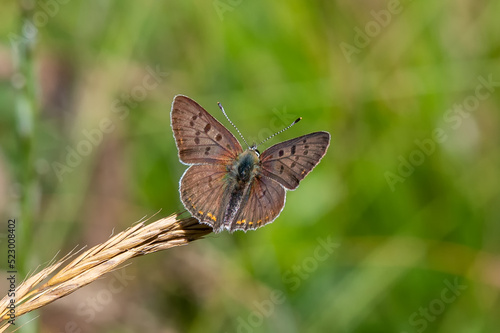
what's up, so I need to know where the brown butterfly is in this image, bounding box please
[171,95,330,232]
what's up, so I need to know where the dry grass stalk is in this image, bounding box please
[0,214,211,331]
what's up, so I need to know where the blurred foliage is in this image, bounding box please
[1,0,499,332]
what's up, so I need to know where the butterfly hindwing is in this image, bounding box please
[171,95,243,164]
[180,163,230,232]
[230,175,286,231]
[260,131,330,190]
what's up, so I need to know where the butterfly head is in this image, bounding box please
[249,143,260,156]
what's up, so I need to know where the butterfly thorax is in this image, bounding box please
[228,149,260,186]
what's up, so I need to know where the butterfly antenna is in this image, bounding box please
[256,117,302,147]
[218,102,250,148]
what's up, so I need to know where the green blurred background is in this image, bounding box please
[1,0,499,332]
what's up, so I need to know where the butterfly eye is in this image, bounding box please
[255,149,260,156]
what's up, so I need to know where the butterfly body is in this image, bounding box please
[222,149,261,227]
[171,95,330,233]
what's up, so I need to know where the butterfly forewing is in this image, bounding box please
[260,132,330,190]
[171,95,243,164]
[180,164,230,232]
[230,175,286,231]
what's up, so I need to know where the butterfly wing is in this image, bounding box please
[171,95,243,164]
[260,131,330,190]
[180,163,232,232]
[229,175,286,232]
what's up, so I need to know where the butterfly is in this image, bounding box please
[170,95,330,233]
